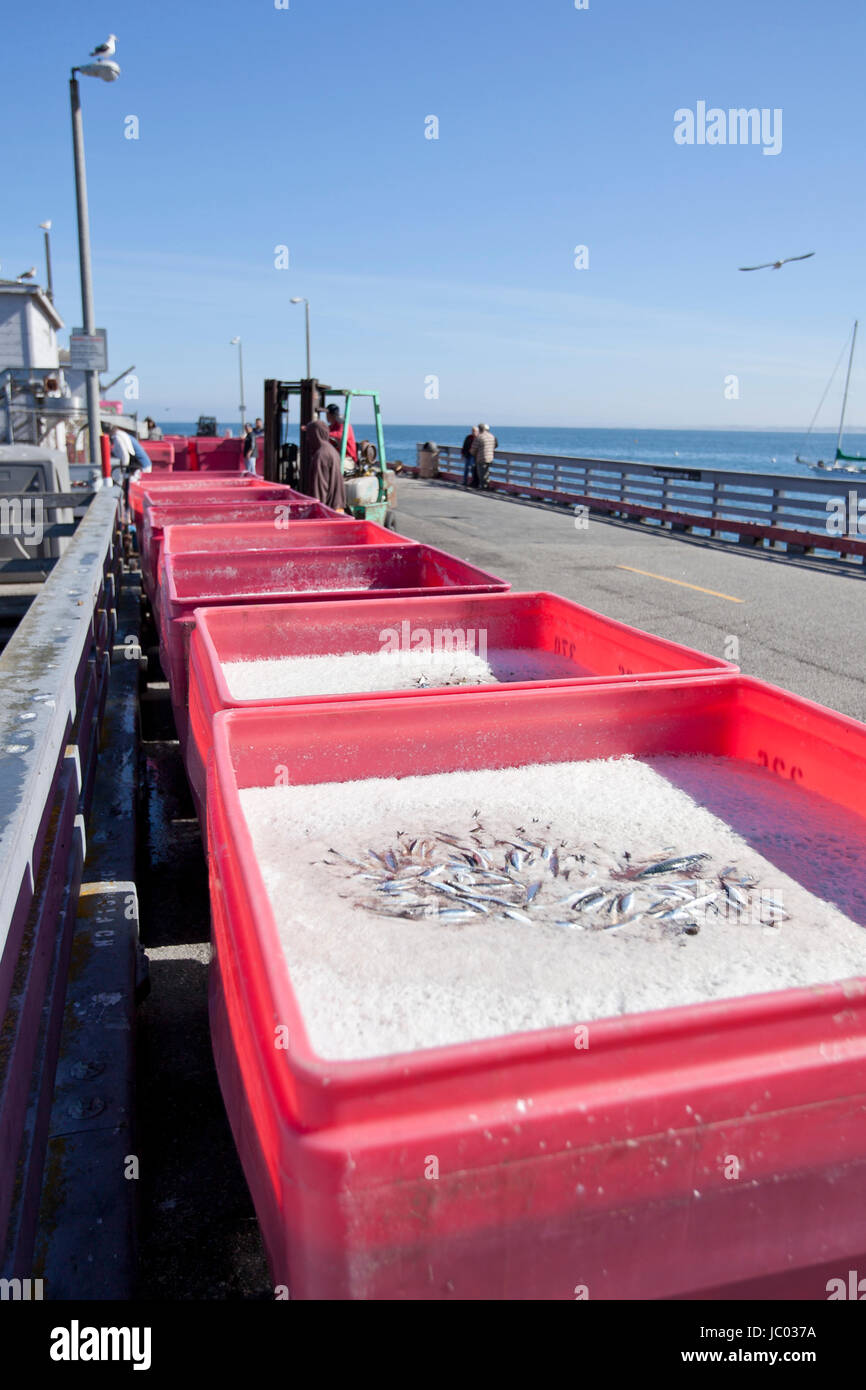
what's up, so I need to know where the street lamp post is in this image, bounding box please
[290,297,311,378]
[39,222,54,302]
[69,57,120,468]
[230,337,246,429]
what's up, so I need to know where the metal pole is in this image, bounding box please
[43,229,54,302]
[835,320,859,460]
[69,74,101,468]
[304,301,311,378]
[238,341,246,429]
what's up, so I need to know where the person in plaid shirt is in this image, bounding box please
[470,422,497,488]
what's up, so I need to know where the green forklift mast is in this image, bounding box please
[339,390,388,517]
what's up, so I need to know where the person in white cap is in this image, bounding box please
[470,422,497,489]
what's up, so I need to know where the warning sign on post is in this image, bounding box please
[69,328,108,372]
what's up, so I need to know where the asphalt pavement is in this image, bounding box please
[393,476,866,720]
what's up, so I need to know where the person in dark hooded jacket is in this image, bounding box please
[303,418,347,510]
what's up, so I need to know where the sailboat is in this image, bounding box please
[797,321,866,473]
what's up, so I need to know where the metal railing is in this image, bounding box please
[0,489,121,1275]
[416,446,866,561]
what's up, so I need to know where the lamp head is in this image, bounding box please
[77,60,121,82]
[40,221,52,231]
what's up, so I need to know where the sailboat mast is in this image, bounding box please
[836,319,859,458]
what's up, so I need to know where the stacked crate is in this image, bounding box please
[134,465,866,1302]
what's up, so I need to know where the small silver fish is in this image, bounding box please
[724,882,749,909]
[462,890,521,908]
[371,905,428,920]
[636,853,710,879]
[576,891,608,912]
[456,899,489,915]
[329,850,367,868]
[658,906,697,922]
[686,892,719,913]
[525,881,543,904]
[557,888,598,909]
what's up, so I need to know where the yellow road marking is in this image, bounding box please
[616,566,744,603]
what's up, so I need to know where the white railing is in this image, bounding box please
[415,446,866,560]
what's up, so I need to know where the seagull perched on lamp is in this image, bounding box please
[738,252,815,271]
[90,33,117,58]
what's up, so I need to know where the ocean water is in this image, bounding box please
[156,424,866,479]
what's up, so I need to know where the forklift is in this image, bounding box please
[262,378,397,527]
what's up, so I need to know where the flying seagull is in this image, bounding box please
[17,267,36,281]
[90,34,117,58]
[738,252,815,272]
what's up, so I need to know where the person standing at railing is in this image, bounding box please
[470,422,497,489]
[242,422,257,474]
[461,426,478,486]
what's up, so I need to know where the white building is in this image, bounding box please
[0,280,64,370]
[0,280,76,452]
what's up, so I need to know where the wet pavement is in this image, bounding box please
[134,602,269,1300]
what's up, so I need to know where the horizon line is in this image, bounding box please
[153,418,866,434]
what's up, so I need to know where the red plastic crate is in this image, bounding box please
[141,500,347,597]
[143,489,308,619]
[186,591,737,823]
[165,438,190,471]
[188,436,246,470]
[130,474,304,527]
[159,544,508,749]
[139,441,175,470]
[163,517,409,561]
[154,520,408,621]
[207,678,866,1299]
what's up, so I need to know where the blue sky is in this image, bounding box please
[2,0,865,427]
